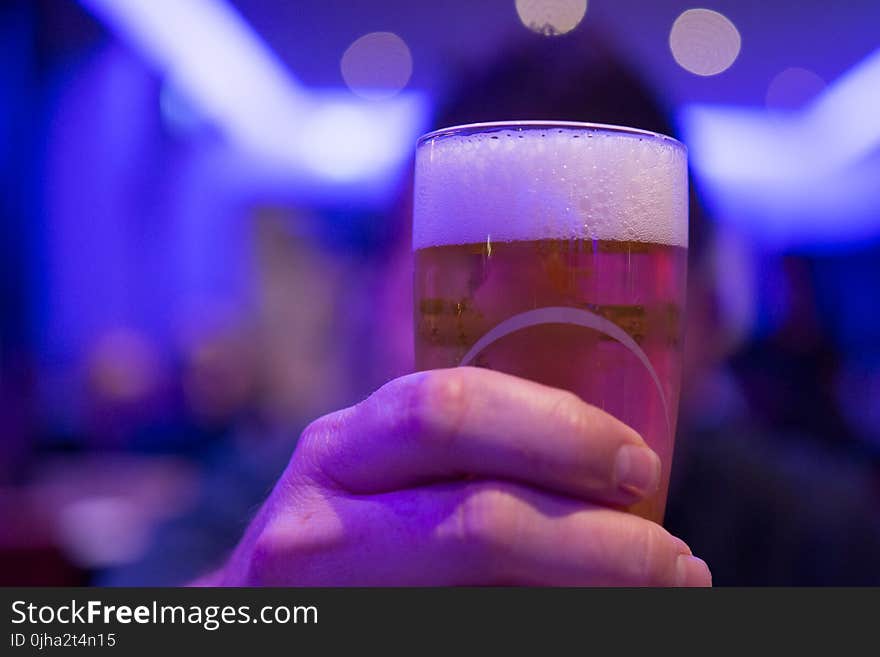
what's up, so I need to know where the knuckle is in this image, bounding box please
[298,412,338,453]
[577,514,676,586]
[453,483,519,557]
[293,411,348,483]
[549,389,591,437]
[403,370,469,445]
[628,522,677,585]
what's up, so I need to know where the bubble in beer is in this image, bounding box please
[341,32,412,100]
[515,0,588,37]
[669,8,741,76]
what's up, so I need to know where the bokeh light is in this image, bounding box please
[515,0,588,37]
[669,8,741,76]
[340,31,412,100]
[766,67,826,111]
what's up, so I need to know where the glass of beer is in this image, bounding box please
[413,121,688,523]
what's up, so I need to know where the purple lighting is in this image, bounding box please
[80,0,308,145]
[681,48,880,249]
[79,0,428,200]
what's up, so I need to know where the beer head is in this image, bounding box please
[413,122,687,251]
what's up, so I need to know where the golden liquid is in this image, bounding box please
[414,239,687,523]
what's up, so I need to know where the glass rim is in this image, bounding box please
[417,120,685,152]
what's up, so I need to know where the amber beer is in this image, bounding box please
[413,122,688,523]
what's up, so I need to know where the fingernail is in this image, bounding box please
[675,555,712,587]
[614,444,661,498]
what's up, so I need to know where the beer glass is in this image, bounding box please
[413,122,688,523]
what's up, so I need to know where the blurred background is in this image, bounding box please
[1,0,879,585]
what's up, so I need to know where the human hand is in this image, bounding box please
[208,367,711,586]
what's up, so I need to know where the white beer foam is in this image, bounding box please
[413,125,688,249]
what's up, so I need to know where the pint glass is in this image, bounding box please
[413,122,688,523]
